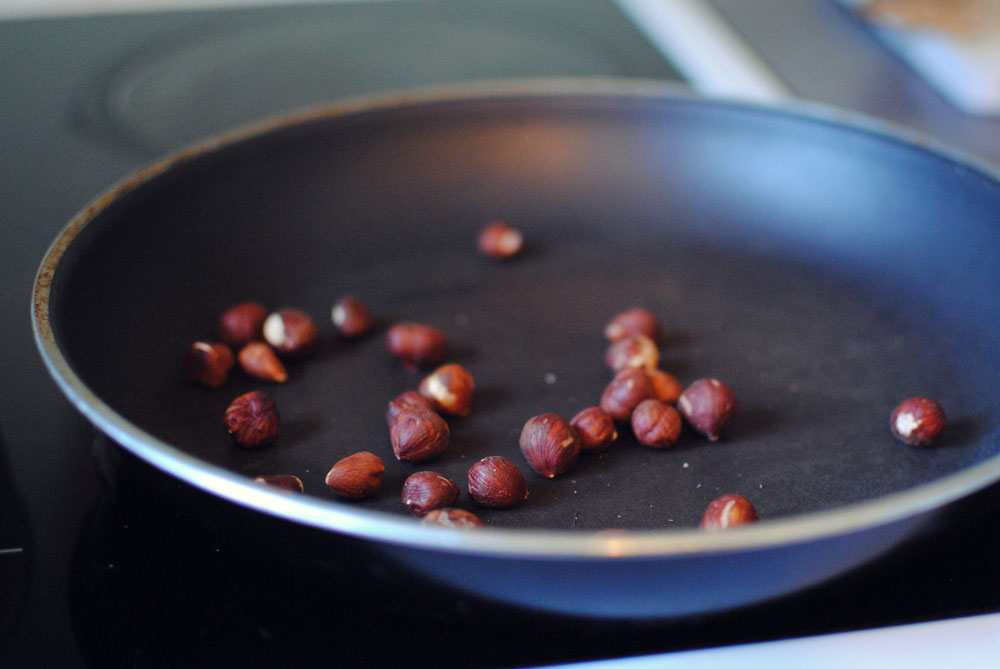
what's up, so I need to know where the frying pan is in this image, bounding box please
[33,79,1000,619]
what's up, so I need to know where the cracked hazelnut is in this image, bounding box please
[224,390,280,448]
[386,390,436,424]
[891,397,946,446]
[184,341,235,388]
[325,451,385,500]
[520,413,581,478]
[421,508,485,528]
[647,369,683,404]
[389,408,450,462]
[419,363,474,417]
[331,295,373,338]
[237,341,288,383]
[600,367,656,422]
[678,378,737,441]
[477,220,524,259]
[570,406,618,453]
[700,494,758,531]
[263,308,319,358]
[219,302,268,349]
[386,322,446,369]
[604,307,659,342]
[468,456,528,508]
[631,399,682,449]
[605,333,659,371]
[402,471,460,516]
[253,474,304,493]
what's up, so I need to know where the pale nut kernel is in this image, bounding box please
[519,413,581,478]
[325,451,385,500]
[418,363,475,417]
[421,508,485,528]
[677,378,737,441]
[700,494,758,531]
[604,307,659,343]
[647,369,683,404]
[184,341,235,388]
[224,390,280,448]
[219,302,268,349]
[389,408,450,462]
[237,341,288,383]
[631,399,683,449]
[891,397,946,446]
[386,322,446,369]
[600,367,656,422]
[401,471,460,516]
[331,295,374,338]
[477,220,524,259]
[605,333,659,371]
[253,474,304,493]
[570,406,618,453]
[263,308,319,358]
[467,456,528,508]
[386,390,436,425]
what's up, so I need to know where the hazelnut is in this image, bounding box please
[325,451,385,500]
[389,408,450,462]
[604,307,659,342]
[219,302,268,349]
[519,413,581,478]
[418,363,475,417]
[253,474,304,493]
[477,220,524,259]
[647,369,683,404]
[184,341,235,388]
[600,367,656,422]
[421,508,485,528]
[224,390,280,448]
[401,471,460,516]
[263,308,319,358]
[386,322,446,369]
[237,341,288,383]
[891,397,946,446]
[677,378,737,441]
[700,494,758,531]
[386,390,436,424]
[468,456,528,508]
[331,295,373,338]
[631,399,682,449]
[605,333,660,371]
[570,407,618,453]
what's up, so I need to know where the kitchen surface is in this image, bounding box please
[4,1,1000,667]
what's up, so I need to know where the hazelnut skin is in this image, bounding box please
[700,494,759,531]
[647,369,683,404]
[891,397,946,446]
[263,308,320,358]
[184,341,235,388]
[421,508,485,528]
[331,295,374,338]
[419,363,475,417]
[600,367,656,422]
[386,390,436,424]
[402,471,460,516]
[570,406,618,453]
[477,220,524,259]
[386,322,446,369]
[468,456,529,508]
[520,413,581,478]
[325,451,385,500]
[237,341,288,383]
[604,307,659,342]
[389,408,450,462]
[219,302,268,349]
[605,333,659,371]
[224,390,280,448]
[677,378,737,441]
[253,474,304,493]
[631,399,682,449]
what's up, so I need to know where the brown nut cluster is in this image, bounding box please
[605,333,659,371]
[325,451,385,500]
[891,397,946,446]
[219,302,268,349]
[402,471,460,516]
[184,341,235,388]
[237,341,288,383]
[700,494,758,531]
[604,307,659,343]
[570,407,618,453]
[224,390,280,448]
[421,508,485,528]
[253,474,304,493]
[263,308,319,358]
[331,295,374,338]
[386,322,446,369]
[468,456,528,508]
[419,363,475,417]
[386,390,436,424]
[519,413,581,478]
[389,408,450,462]
[631,399,683,449]
[477,220,524,260]
[677,378,737,441]
[600,367,656,422]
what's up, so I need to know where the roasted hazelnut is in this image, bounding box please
[891,397,946,446]
[325,451,385,500]
[600,367,656,422]
[604,307,659,342]
[677,378,737,441]
[605,333,659,371]
[700,494,758,531]
[386,322,446,369]
[237,341,288,383]
[468,456,528,508]
[224,390,280,448]
[647,369,683,404]
[570,406,618,453]
[402,471,460,516]
[631,399,682,449]
[331,295,373,338]
[389,408,450,462]
[184,341,235,388]
[263,308,319,358]
[519,413,581,478]
[253,474,304,493]
[386,390,436,424]
[421,508,485,528]
[219,302,268,349]
[419,363,475,417]
[477,220,524,259]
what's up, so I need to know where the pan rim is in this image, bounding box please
[31,76,1000,559]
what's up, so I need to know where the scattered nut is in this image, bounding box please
[421,508,485,528]
[325,451,385,500]
[253,474,304,493]
[468,456,529,508]
[224,390,280,448]
[386,390,437,424]
[263,308,319,358]
[331,295,373,338]
[631,399,683,449]
[386,322,446,369]
[519,413,581,478]
[700,494,758,531]
[677,378,737,441]
[891,397,946,446]
[570,406,618,453]
[477,220,524,259]
[605,333,660,371]
[237,341,288,383]
[389,408,450,462]
[419,363,475,417]
[647,369,683,404]
[600,367,656,422]
[604,307,659,342]
[219,302,268,349]
[402,471,460,516]
[184,341,235,388]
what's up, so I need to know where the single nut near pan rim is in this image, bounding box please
[700,494,758,531]
[325,451,385,500]
[402,471,460,516]
[421,508,485,528]
[389,408,450,462]
[468,456,529,508]
[224,390,280,448]
[184,341,235,388]
[890,397,946,446]
[519,413,581,478]
[253,474,304,493]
